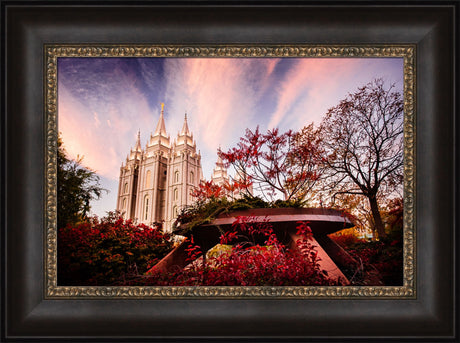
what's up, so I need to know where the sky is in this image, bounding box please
[57,57,403,217]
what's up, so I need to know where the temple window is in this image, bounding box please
[144,195,149,221]
[145,170,152,188]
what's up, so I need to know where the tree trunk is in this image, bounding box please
[368,195,386,239]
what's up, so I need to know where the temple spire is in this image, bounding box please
[180,112,190,136]
[216,146,224,166]
[134,129,141,151]
[154,102,167,136]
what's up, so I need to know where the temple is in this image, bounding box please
[116,104,204,232]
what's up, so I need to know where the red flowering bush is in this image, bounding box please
[128,217,338,286]
[58,212,173,285]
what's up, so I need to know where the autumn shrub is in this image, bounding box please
[125,217,338,286]
[58,213,173,285]
[330,227,403,285]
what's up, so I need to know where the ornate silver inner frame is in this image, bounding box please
[44,45,415,298]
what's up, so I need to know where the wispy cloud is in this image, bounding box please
[268,58,404,130]
[267,59,359,129]
[161,58,283,167]
[58,59,153,179]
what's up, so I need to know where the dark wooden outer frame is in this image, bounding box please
[1,1,456,341]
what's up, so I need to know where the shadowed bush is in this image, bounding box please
[58,212,173,285]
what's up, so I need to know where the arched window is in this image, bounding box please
[175,171,180,183]
[190,171,194,183]
[122,198,126,210]
[174,188,178,201]
[123,182,129,194]
[145,170,151,188]
[144,195,149,221]
[173,206,178,217]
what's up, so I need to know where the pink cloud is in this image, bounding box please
[268,58,403,131]
[162,58,280,159]
[268,59,360,129]
[58,82,153,180]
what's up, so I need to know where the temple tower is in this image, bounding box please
[135,103,171,225]
[116,131,142,220]
[210,151,254,199]
[211,154,229,187]
[165,113,202,231]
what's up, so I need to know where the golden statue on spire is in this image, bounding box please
[161,102,165,113]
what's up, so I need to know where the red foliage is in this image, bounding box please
[222,178,253,197]
[190,180,224,202]
[218,125,324,201]
[136,217,338,286]
[190,179,254,203]
[58,214,172,285]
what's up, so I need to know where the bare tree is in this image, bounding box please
[319,79,404,238]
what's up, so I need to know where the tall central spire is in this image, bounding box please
[154,102,167,136]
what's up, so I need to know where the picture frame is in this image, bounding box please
[47,45,414,297]
[1,1,457,341]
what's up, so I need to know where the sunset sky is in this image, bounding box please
[57,57,403,217]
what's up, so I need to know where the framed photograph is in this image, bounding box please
[48,47,413,295]
[2,1,456,341]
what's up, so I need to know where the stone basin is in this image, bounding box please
[148,207,358,284]
[174,207,353,251]
[195,207,353,233]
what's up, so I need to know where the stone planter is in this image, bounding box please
[148,207,358,284]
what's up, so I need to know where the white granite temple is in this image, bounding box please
[116,103,243,232]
